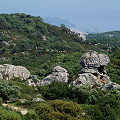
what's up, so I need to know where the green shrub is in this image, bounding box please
[24,110,39,120]
[83,105,104,120]
[38,81,98,104]
[38,81,72,100]
[0,108,22,120]
[34,100,91,120]
[0,80,19,102]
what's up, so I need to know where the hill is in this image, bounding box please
[0,13,103,78]
[0,13,120,120]
[0,13,119,81]
[0,13,99,54]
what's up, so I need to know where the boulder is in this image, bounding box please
[73,51,111,86]
[80,51,110,68]
[41,66,69,86]
[0,64,30,80]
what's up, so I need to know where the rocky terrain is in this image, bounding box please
[0,52,119,90]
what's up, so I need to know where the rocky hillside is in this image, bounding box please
[0,13,120,120]
[0,13,104,78]
[0,13,89,54]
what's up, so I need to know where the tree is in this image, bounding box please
[35,100,91,120]
[0,81,19,103]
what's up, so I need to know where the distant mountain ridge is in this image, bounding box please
[44,17,77,28]
[44,17,101,34]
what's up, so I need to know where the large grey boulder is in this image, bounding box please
[41,66,69,86]
[80,51,110,67]
[0,64,30,80]
[73,51,111,86]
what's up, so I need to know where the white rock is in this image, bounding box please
[0,64,30,80]
[41,66,69,86]
[32,98,45,102]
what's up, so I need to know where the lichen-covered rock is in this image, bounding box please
[74,51,111,86]
[80,51,110,67]
[41,66,69,86]
[0,64,30,80]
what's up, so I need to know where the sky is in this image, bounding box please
[0,0,120,31]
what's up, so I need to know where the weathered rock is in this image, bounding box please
[0,64,30,80]
[26,76,41,87]
[41,66,69,86]
[73,51,111,86]
[32,98,45,102]
[26,79,36,87]
[80,51,110,68]
[103,82,120,90]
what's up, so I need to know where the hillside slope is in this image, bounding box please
[87,31,120,48]
[0,13,119,84]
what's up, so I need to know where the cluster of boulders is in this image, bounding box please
[0,51,120,90]
[39,51,120,89]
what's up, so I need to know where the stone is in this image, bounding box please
[26,79,36,87]
[19,99,27,103]
[73,51,111,86]
[0,64,30,80]
[32,98,45,102]
[80,51,110,68]
[26,78,41,87]
[40,66,69,86]
[103,82,120,90]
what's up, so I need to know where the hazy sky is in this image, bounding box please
[0,0,120,31]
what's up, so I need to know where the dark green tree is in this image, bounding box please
[0,81,19,103]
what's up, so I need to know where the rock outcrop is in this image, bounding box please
[40,66,69,86]
[73,51,111,86]
[0,64,30,80]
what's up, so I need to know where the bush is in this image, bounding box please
[38,81,98,104]
[96,94,120,120]
[0,80,20,102]
[24,110,39,120]
[34,100,91,120]
[0,107,22,120]
[83,105,104,120]
[38,81,72,100]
